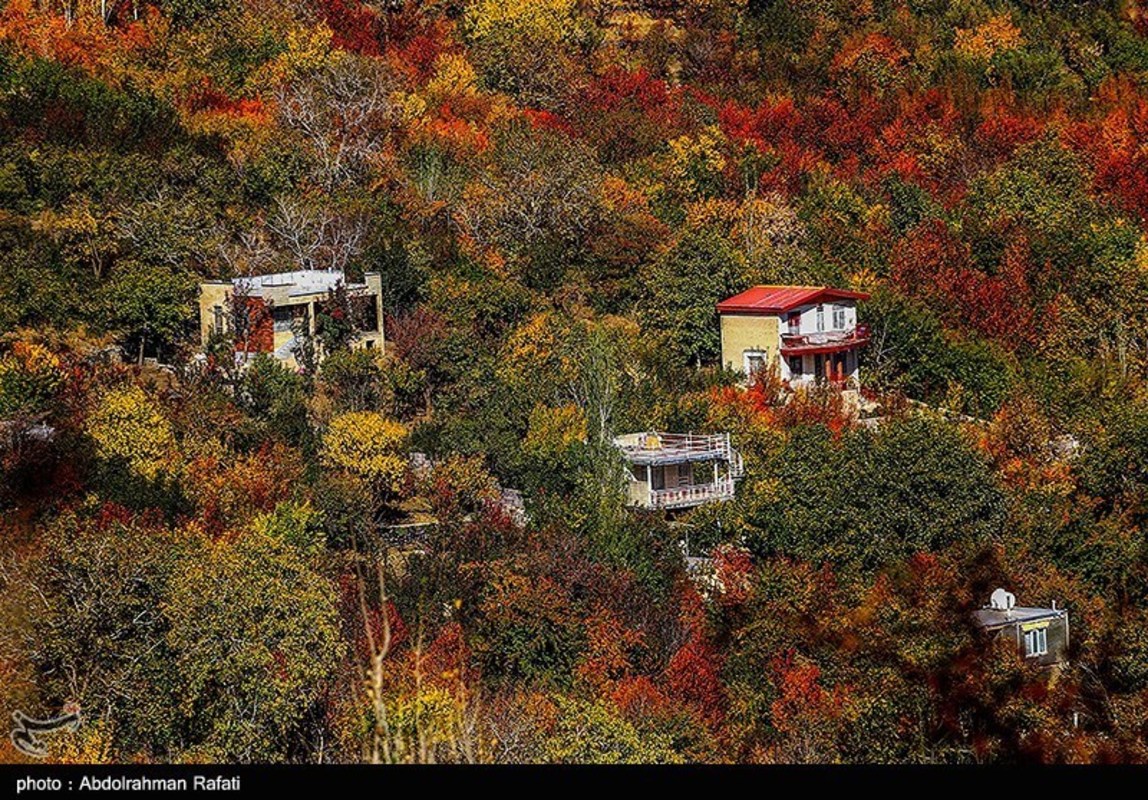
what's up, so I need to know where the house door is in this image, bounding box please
[679,462,693,488]
[788,355,803,380]
[813,354,824,381]
[651,466,665,491]
[830,353,846,382]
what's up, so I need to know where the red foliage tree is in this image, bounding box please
[975,110,1043,163]
[663,588,725,729]
[578,67,688,162]
[769,650,851,737]
[313,0,382,56]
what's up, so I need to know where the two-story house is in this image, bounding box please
[717,285,870,386]
[199,269,384,368]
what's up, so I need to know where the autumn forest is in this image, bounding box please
[3,0,1148,765]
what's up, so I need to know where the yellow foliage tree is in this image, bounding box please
[462,0,591,107]
[497,311,569,395]
[0,341,64,417]
[661,125,729,203]
[524,403,587,461]
[85,385,176,480]
[31,197,119,280]
[322,411,408,493]
[954,14,1025,60]
[464,0,579,47]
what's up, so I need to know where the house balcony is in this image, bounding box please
[781,324,870,356]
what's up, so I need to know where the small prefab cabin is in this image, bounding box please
[972,591,1069,668]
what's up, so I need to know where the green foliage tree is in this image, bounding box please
[236,353,313,450]
[741,418,1006,572]
[642,229,750,368]
[101,261,197,365]
[21,510,190,758]
[164,529,344,762]
[318,348,387,413]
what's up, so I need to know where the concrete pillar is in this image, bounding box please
[364,271,385,352]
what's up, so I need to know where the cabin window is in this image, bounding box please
[816,305,825,332]
[1024,627,1048,658]
[833,305,847,330]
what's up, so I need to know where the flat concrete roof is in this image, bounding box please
[972,607,1067,629]
[231,270,365,299]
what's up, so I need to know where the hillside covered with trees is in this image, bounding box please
[4,0,1148,763]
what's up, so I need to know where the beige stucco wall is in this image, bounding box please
[720,314,779,374]
[198,282,232,345]
[627,479,650,507]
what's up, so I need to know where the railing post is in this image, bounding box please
[646,463,652,508]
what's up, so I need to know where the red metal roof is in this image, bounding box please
[716,285,871,315]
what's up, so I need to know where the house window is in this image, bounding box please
[272,306,294,332]
[212,305,224,336]
[833,304,847,330]
[744,351,766,377]
[1024,627,1048,658]
[787,312,801,335]
[788,355,803,378]
[651,466,666,491]
[816,305,825,332]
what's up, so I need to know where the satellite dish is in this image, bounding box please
[989,588,1016,611]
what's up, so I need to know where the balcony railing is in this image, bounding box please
[781,324,870,352]
[615,432,735,465]
[788,374,860,390]
[647,479,736,510]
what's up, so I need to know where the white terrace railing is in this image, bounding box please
[614,432,736,466]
